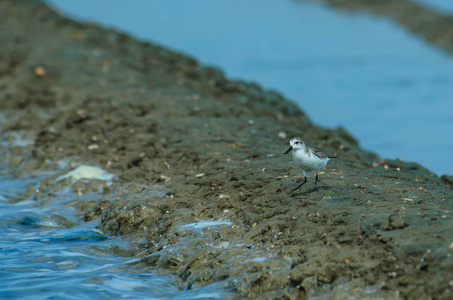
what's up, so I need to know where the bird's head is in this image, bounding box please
[284,137,305,154]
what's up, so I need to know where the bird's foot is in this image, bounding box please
[291,186,301,193]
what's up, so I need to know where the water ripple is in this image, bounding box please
[0,162,234,299]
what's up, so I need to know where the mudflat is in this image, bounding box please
[1,1,452,298]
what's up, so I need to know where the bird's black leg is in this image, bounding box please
[291,176,307,192]
[311,173,319,192]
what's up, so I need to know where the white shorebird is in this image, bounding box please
[284,137,336,192]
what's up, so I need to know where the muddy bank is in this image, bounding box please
[305,0,453,54]
[1,0,452,298]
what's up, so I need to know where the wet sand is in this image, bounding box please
[1,0,452,298]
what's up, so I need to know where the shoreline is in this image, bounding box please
[1,0,452,298]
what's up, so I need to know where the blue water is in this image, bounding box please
[45,0,453,176]
[0,164,231,299]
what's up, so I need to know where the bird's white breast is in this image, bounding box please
[293,149,328,173]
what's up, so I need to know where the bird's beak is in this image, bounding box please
[284,146,293,154]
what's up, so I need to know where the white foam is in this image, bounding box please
[56,165,114,182]
[56,260,75,267]
[178,220,232,230]
[37,220,61,228]
[104,277,147,291]
[250,257,267,262]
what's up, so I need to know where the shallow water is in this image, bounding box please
[46,0,453,176]
[0,157,232,299]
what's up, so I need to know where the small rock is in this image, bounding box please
[34,66,46,77]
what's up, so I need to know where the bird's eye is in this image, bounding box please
[295,142,299,144]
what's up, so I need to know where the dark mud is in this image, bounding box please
[1,0,452,298]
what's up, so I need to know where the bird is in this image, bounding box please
[284,137,336,192]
